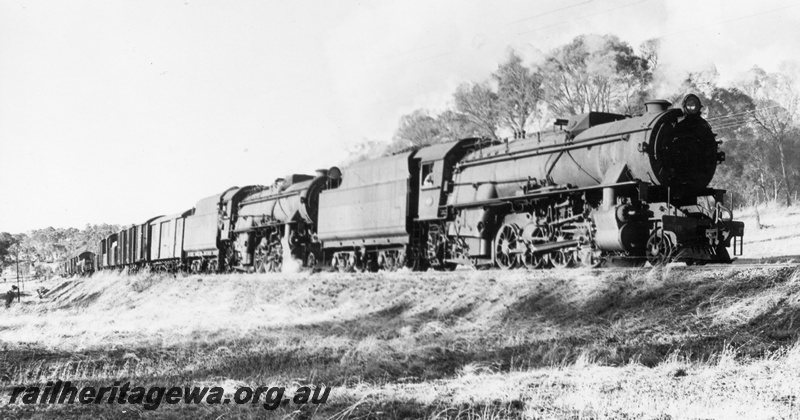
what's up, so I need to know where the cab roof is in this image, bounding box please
[413,138,481,162]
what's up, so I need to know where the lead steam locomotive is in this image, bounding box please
[61,94,744,276]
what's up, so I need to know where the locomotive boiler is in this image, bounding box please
[229,169,341,272]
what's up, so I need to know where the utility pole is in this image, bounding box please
[15,245,20,303]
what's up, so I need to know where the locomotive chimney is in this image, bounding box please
[644,100,671,114]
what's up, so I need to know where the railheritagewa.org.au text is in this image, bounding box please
[8,380,331,410]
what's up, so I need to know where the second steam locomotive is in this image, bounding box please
[62,94,744,276]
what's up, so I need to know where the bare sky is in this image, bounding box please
[1,0,798,232]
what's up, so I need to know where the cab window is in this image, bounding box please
[421,163,434,187]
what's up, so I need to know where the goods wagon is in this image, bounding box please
[149,209,193,272]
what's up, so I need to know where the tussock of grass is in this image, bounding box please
[1,266,799,418]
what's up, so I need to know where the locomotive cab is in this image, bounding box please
[414,138,480,221]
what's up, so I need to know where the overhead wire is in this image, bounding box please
[705,104,784,122]
[508,0,595,24]
[706,102,794,133]
[517,0,651,35]
[660,3,798,38]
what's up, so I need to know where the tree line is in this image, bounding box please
[350,33,800,211]
[4,34,799,271]
[381,34,657,152]
[0,224,120,274]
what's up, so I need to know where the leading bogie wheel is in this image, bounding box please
[646,230,673,266]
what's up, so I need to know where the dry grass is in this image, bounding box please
[736,202,800,259]
[0,265,799,419]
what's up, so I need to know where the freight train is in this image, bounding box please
[60,94,744,276]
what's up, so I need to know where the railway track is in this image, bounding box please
[661,262,798,271]
[493,254,800,272]
[407,256,800,273]
[686,258,800,271]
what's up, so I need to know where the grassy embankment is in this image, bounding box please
[0,262,799,419]
[0,202,797,419]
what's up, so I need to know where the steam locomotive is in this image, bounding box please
[61,94,744,276]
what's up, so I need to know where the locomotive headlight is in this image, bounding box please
[682,94,702,116]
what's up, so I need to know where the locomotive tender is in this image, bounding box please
[60,94,743,277]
